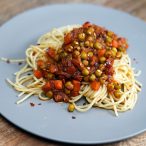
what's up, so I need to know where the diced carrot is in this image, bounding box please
[107,66,114,76]
[90,55,97,66]
[83,21,91,28]
[42,82,51,92]
[72,80,80,92]
[125,44,129,49]
[120,38,126,43]
[49,64,58,73]
[74,74,82,81]
[66,66,76,75]
[71,91,79,97]
[64,33,72,45]
[47,48,56,58]
[97,48,106,57]
[72,58,84,70]
[63,96,69,103]
[90,81,100,91]
[54,80,63,90]
[120,38,129,49]
[112,40,118,48]
[54,94,63,102]
[37,60,44,67]
[33,70,42,79]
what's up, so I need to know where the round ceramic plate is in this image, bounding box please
[0,4,146,144]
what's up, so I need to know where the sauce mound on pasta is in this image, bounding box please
[34,22,128,103]
[5,22,141,115]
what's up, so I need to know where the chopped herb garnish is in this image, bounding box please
[18,62,23,65]
[72,116,76,119]
[6,59,10,64]
[83,102,86,105]
[30,102,35,107]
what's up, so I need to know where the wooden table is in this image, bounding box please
[0,0,146,145]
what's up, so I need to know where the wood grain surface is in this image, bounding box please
[0,0,146,146]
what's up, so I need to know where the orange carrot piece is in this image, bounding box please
[112,40,118,48]
[34,70,42,79]
[64,33,72,45]
[37,60,44,67]
[54,80,63,90]
[72,80,80,92]
[90,81,100,91]
[98,48,106,57]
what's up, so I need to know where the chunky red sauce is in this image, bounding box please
[34,22,128,102]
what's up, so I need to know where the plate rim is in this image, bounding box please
[1,113,146,144]
[0,3,146,144]
[1,3,146,29]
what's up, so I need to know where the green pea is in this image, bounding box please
[107,83,114,91]
[106,46,111,50]
[82,68,89,76]
[57,48,62,54]
[89,74,96,81]
[65,88,71,94]
[105,50,112,58]
[86,36,94,42]
[80,42,84,47]
[65,81,74,90]
[114,83,121,90]
[102,74,108,80]
[60,51,67,58]
[81,51,87,59]
[116,52,122,58]
[82,60,89,66]
[46,91,53,98]
[67,45,73,52]
[99,77,106,84]
[99,64,105,71]
[107,31,113,37]
[78,33,85,41]
[112,47,117,53]
[118,47,124,52]
[106,36,112,43]
[111,47,117,57]
[90,42,93,48]
[85,41,90,47]
[99,74,107,84]
[114,90,122,98]
[94,42,102,49]
[111,50,116,57]
[68,103,75,112]
[93,32,96,38]
[76,46,81,51]
[99,57,106,63]
[95,69,102,77]
[73,50,80,57]
[73,41,79,46]
[47,73,54,79]
[86,27,94,35]
[88,52,93,57]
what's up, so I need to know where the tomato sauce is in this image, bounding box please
[34,22,128,101]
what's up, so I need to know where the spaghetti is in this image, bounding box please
[2,22,141,116]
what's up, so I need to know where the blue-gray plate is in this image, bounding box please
[0,4,146,144]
